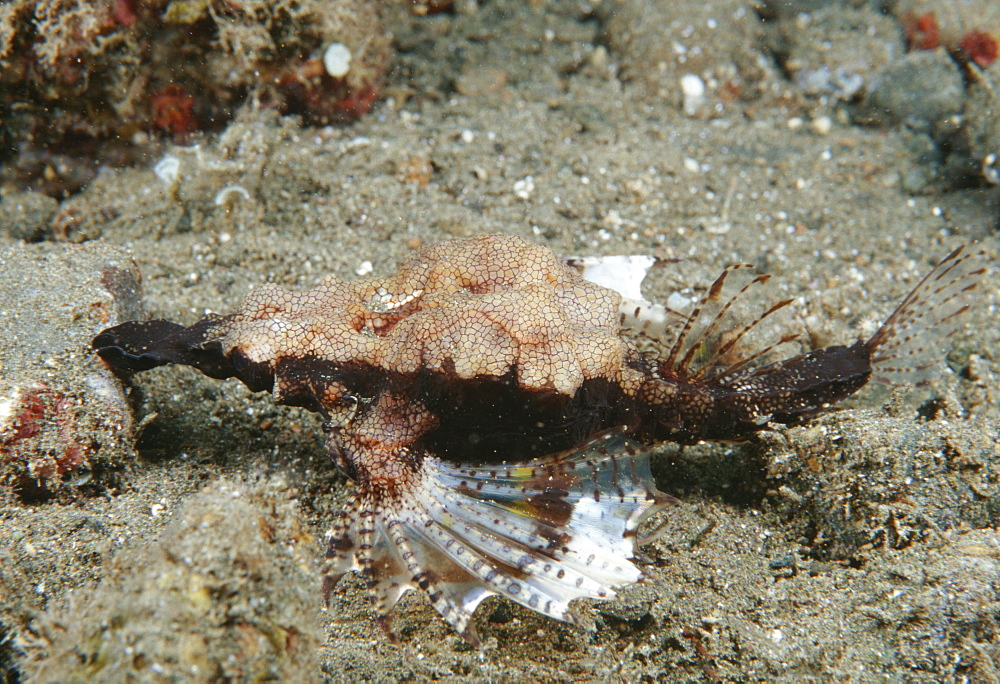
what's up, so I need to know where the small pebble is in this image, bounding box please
[811,115,833,136]
[455,66,508,97]
[680,74,706,116]
[323,42,352,78]
[513,176,535,200]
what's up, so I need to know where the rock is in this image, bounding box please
[0,242,142,500]
[764,411,1000,559]
[0,0,390,194]
[774,6,902,100]
[0,192,58,242]
[960,67,1000,183]
[597,0,772,110]
[858,49,965,130]
[20,478,323,681]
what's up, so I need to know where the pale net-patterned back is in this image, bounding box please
[214,234,643,402]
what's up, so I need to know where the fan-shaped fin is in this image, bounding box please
[866,245,991,385]
[324,430,673,645]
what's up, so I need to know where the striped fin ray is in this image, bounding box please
[566,253,802,380]
[661,264,800,381]
[323,431,672,645]
[866,245,992,385]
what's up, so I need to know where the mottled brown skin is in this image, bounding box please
[93,235,880,466]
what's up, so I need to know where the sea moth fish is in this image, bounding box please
[93,234,990,644]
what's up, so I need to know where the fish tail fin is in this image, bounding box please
[866,245,991,385]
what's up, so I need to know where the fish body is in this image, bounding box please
[92,234,989,643]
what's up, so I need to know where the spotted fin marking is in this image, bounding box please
[866,245,992,385]
[323,430,673,645]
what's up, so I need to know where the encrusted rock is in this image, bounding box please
[0,242,141,500]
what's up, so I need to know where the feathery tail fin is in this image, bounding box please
[866,245,991,385]
[633,246,992,439]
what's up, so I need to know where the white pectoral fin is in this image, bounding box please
[324,430,673,644]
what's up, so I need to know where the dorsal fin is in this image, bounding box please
[659,264,801,382]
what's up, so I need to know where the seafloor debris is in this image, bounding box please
[896,0,1000,68]
[19,477,323,681]
[0,0,390,195]
[0,242,142,500]
[92,234,990,643]
[596,0,770,113]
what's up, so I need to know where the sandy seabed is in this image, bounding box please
[3,1,1000,681]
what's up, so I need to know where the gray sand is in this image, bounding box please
[3,1,1000,680]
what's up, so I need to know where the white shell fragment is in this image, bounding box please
[566,254,655,301]
[213,185,251,206]
[0,390,18,434]
[680,73,706,116]
[566,254,671,338]
[323,42,352,78]
[153,155,180,186]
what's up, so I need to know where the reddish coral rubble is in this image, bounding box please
[150,85,199,138]
[903,11,941,51]
[959,29,999,67]
[900,8,999,68]
[0,0,391,194]
[1,383,92,485]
